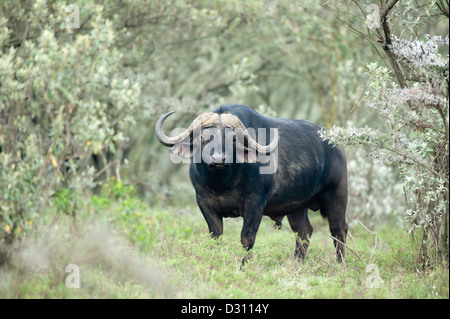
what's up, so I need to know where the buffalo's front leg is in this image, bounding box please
[204,212,223,239]
[240,207,264,265]
[197,196,223,239]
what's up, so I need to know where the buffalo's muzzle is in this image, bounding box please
[211,152,228,164]
[208,152,230,169]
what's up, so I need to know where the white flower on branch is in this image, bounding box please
[390,35,449,71]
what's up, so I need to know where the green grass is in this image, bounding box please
[0,189,448,299]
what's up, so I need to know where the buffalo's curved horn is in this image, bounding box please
[155,111,217,146]
[220,113,279,154]
[155,111,192,147]
[156,111,279,153]
[239,122,279,154]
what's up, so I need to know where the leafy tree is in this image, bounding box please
[0,1,140,262]
[321,0,449,266]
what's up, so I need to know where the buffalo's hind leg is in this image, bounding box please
[329,216,348,262]
[319,189,348,262]
[287,207,313,261]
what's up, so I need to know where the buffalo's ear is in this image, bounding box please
[236,150,260,163]
[170,142,193,159]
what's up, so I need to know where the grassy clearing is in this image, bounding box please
[0,189,448,299]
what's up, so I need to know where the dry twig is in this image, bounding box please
[330,219,379,267]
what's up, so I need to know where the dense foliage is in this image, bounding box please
[321,0,449,266]
[0,1,141,262]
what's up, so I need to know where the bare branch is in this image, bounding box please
[354,219,379,264]
[94,159,120,179]
[436,0,450,18]
[330,235,366,265]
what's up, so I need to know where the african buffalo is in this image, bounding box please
[155,104,348,262]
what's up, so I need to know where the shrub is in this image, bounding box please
[0,2,140,263]
[320,35,449,266]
